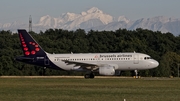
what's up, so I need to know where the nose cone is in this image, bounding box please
[150,60,159,68]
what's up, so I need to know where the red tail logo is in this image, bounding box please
[20,33,40,56]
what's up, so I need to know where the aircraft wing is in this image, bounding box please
[62,60,99,70]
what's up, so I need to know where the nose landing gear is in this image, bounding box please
[134,70,140,78]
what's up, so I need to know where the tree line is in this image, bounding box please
[0,28,180,77]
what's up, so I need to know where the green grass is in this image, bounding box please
[0,77,180,101]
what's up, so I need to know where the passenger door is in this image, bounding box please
[133,54,139,64]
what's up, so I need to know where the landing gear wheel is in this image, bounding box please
[84,73,95,79]
[90,73,94,78]
[84,74,90,79]
[134,70,140,78]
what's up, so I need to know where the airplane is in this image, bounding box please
[16,29,159,78]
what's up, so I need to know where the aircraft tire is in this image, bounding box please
[84,74,90,79]
[84,73,94,79]
[90,73,94,78]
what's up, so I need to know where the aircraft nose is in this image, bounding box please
[151,60,159,68]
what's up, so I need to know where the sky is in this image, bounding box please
[0,0,180,23]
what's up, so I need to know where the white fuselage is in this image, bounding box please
[46,52,159,71]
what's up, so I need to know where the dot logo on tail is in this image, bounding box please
[20,33,40,56]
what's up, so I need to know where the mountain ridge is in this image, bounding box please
[0,7,180,36]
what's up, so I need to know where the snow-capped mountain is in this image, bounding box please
[0,7,180,36]
[35,7,113,30]
[92,16,180,36]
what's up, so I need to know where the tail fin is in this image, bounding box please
[18,29,46,57]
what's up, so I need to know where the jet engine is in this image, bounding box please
[99,66,115,75]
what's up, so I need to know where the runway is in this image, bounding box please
[0,76,179,80]
[0,76,132,79]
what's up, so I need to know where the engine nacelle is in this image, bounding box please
[99,66,115,75]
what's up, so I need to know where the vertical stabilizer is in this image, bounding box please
[17,29,46,57]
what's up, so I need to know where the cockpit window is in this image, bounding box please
[144,57,152,60]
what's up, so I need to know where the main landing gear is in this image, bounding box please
[84,72,94,79]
